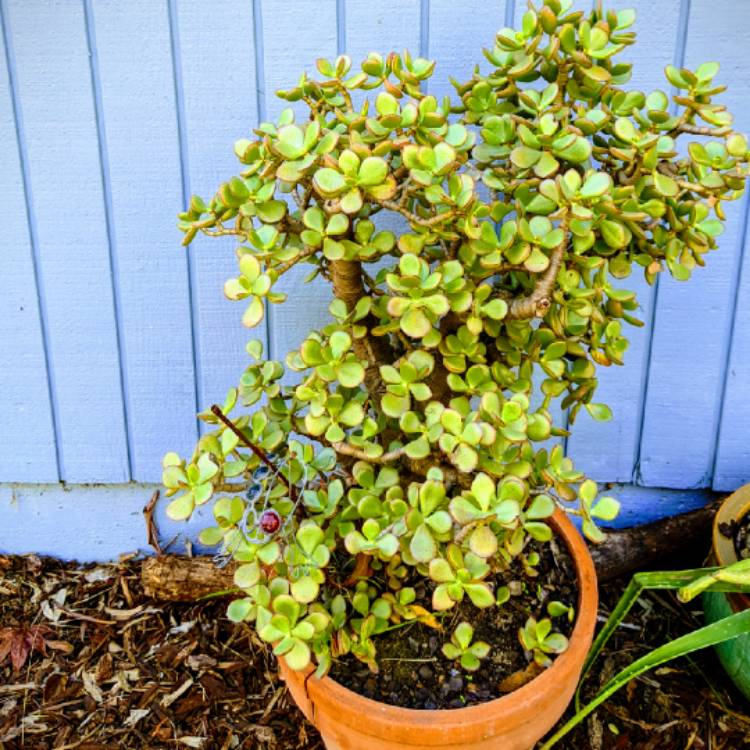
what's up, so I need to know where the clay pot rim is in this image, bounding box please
[712,485,750,567]
[285,506,597,733]
[712,485,750,612]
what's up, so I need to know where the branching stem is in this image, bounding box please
[332,442,406,463]
[210,405,295,499]
[507,214,569,320]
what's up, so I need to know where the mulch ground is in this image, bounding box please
[1,552,749,750]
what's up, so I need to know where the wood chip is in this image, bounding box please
[1,551,747,750]
[161,678,194,708]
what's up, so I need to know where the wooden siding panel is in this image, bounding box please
[345,0,421,62]
[714,235,750,490]
[428,0,508,103]
[0,0,749,499]
[0,482,207,561]
[566,0,684,482]
[4,0,128,482]
[0,8,57,481]
[91,1,198,481]
[262,0,337,364]
[174,0,263,421]
[638,0,750,488]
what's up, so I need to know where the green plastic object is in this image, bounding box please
[703,590,750,701]
[704,484,750,701]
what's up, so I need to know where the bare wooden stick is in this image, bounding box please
[209,405,296,501]
[211,404,293,491]
[142,490,162,556]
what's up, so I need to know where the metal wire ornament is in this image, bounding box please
[238,455,307,545]
[214,450,309,568]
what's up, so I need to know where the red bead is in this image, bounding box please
[259,509,281,534]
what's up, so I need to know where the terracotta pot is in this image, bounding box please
[279,507,598,750]
[703,483,750,700]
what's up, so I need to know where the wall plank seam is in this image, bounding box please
[336,0,346,56]
[420,0,430,58]
[168,0,201,431]
[505,0,515,28]
[82,0,133,480]
[0,0,61,480]
[252,0,272,360]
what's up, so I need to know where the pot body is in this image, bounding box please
[279,507,598,750]
[705,484,750,701]
[703,590,750,700]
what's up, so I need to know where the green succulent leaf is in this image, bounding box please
[410,523,437,563]
[585,403,613,422]
[313,168,346,196]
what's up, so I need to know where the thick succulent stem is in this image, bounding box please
[332,442,406,463]
[424,312,463,404]
[329,259,392,396]
[329,258,367,310]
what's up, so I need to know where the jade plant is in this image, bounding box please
[164,0,750,676]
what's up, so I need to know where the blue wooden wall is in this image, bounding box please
[1,0,748,560]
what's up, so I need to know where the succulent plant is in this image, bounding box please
[441,621,491,671]
[165,0,750,676]
[519,616,570,667]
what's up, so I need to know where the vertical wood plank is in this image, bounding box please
[710,1,750,490]
[428,0,508,103]
[714,230,750,490]
[344,0,421,243]
[174,0,264,417]
[4,0,128,482]
[92,1,198,481]
[566,0,683,482]
[638,0,750,488]
[345,0,421,63]
[0,5,57,481]
[262,0,338,364]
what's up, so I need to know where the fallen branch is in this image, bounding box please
[592,498,722,581]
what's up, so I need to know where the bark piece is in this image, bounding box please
[141,556,236,602]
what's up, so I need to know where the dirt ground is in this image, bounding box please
[1,552,749,750]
